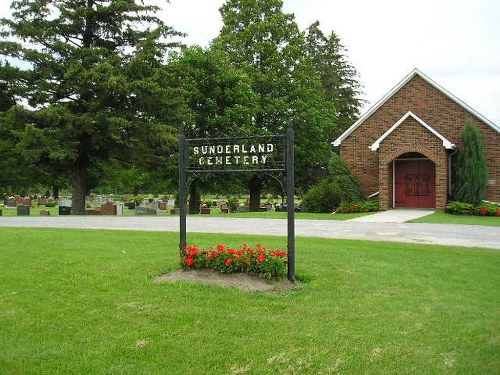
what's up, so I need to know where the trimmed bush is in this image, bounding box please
[453,120,488,205]
[301,180,342,213]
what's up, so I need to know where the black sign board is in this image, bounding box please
[186,135,285,173]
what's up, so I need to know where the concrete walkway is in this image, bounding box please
[348,209,435,223]
[1,215,499,250]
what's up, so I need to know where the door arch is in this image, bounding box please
[394,153,436,208]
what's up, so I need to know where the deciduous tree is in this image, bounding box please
[213,0,336,209]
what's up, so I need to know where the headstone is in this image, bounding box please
[59,206,71,215]
[17,206,30,216]
[100,204,116,215]
[135,207,156,215]
[220,203,229,214]
[6,197,16,208]
[40,210,50,216]
[115,203,123,216]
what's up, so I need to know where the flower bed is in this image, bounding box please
[335,200,379,213]
[446,201,500,216]
[180,243,287,279]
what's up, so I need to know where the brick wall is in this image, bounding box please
[339,74,499,209]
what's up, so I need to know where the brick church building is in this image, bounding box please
[333,69,499,211]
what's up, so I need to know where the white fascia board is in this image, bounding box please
[370,111,455,151]
[332,69,421,147]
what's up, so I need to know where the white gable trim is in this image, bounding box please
[370,111,455,151]
[332,68,500,147]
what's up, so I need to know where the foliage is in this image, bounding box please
[446,201,500,216]
[453,120,489,205]
[169,46,259,205]
[227,196,240,213]
[304,21,363,137]
[301,180,342,213]
[213,0,337,199]
[180,243,287,279]
[336,200,379,213]
[170,46,258,139]
[0,0,183,213]
[328,153,365,201]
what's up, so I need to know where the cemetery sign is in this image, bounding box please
[179,130,296,282]
[187,135,285,172]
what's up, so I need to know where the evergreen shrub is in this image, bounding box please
[301,180,342,213]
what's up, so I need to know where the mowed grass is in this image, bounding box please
[410,211,500,226]
[0,228,499,374]
[1,206,372,220]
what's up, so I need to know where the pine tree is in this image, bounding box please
[453,120,489,205]
[0,0,182,213]
[304,21,363,136]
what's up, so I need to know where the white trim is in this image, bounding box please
[370,111,455,151]
[392,160,396,208]
[332,68,500,147]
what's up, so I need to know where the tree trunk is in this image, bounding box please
[71,164,88,215]
[189,180,201,214]
[248,175,262,212]
[52,185,59,199]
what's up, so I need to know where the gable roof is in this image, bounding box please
[333,68,500,147]
[370,111,455,151]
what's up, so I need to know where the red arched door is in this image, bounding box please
[395,159,435,208]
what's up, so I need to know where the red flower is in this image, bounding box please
[228,248,236,255]
[210,251,219,258]
[225,258,234,266]
[271,250,287,257]
[217,244,225,251]
[189,248,200,257]
[185,257,194,267]
[258,249,265,255]
[256,255,266,264]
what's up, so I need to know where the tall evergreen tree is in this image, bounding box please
[213,0,336,209]
[304,21,363,136]
[453,119,489,205]
[0,0,183,213]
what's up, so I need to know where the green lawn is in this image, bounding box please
[1,228,498,374]
[0,205,373,220]
[410,211,500,226]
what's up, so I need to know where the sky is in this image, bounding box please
[1,0,499,125]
